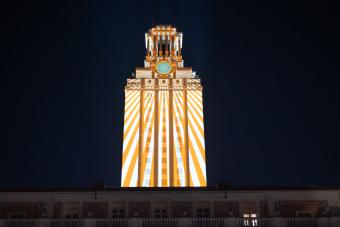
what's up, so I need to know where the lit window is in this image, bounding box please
[243,213,257,227]
[244,219,249,226]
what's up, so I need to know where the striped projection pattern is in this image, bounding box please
[121,78,207,187]
[121,25,207,187]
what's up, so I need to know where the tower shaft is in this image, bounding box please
[121,26,207,187]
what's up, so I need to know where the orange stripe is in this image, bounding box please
[173,91,187,184]
[188,119,206,160]
[122,146,139,187]
[123,108,140,140]
[142,91,154,124]
[125,90,139,109]
[124,90,133,99]
[141,100,155,184]
[158,91,163,186]
[188,139,206,186]
[187,107,204,138]
[122,123,139,165]
[191,90,203,101]
[149,148,155,187]
[123,91,152,140]
[189,174,193,187]
[173,140,179,186]
[124,95,140,121]
[125,90,137,103]
[175,90,184,108]
[161,91,168,186]
[188,90,202,105]
[139,90,153,185]
[125,92,140,110]
[187,97,203,123]
[188,92,203,114]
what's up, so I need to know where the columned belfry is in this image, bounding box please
[121,25,207,187]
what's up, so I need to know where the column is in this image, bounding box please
[138,79,144,187]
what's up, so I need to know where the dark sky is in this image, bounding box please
[2,0,339,188]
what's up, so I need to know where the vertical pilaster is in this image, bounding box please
[153,78,159,186]
[146,36,150,58]
[178,36,182,57]
[169,78,174,186]
[165,35,169,56]
[183,79,190,186]
[138,79,144,187]
[155,35,158,57]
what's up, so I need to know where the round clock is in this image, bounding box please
[156,61,173,75]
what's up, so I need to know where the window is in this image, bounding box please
[64,202,80,219]
[297,211,314,218]
[155,209,167,218]
[243,213,257,226]
[112,209,125,218]
[197,208,210,218]
[65,214,78,219]
[9,213,25,219]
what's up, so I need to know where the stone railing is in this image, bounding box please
[0,217,340,227]
[96,219,128,227]
[1,219,36,227]
[142,218,177,227]
[50,219,81,227]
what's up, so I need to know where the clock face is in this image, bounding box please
[156,61,173,75]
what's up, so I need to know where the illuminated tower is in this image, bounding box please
[121,25,206,187]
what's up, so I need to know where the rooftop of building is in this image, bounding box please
[1,184,339,192]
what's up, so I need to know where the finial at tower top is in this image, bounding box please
[145,25,182,60]
[138,25,190,79]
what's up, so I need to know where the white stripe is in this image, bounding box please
[189,152,200,187]
[187,94,203,120]
[191,90,203,101]
[174,91,185,139]
[124,91,140,118]
[124,90,139,107]
[188,126,206,181]
[143,91,153,122]
[123,100,140,134]
[124,90,140,117]
[175,91,184,116]
[158,91,163,186]
[143,129,154,186]
[124,90,136,104]
[188,112,205,150]
[123,114,139,153]
[142,92,154,186]
[188,105,204,134]
[143,93,154,147]
[121,131,139,183]
[124,96,140,122]
[188,91,203,111]
[166,91,170,186]
[173,123,185,186]
[130,158,139,187]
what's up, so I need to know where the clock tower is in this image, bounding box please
[121,25,207,187]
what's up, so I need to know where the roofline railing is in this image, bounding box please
[0,217,339,227]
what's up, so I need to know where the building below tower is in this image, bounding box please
[1,186,340,227]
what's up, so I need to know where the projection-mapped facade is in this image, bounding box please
[121,26,206,187]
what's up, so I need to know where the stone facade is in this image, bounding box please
[0,187,340,227]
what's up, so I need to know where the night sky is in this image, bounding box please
[2,0,339,188]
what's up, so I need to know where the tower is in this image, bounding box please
[121,25,206,187]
